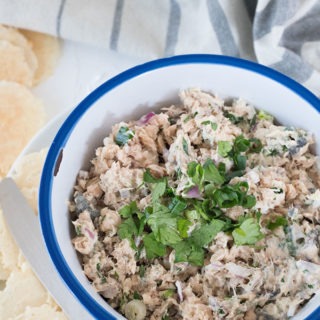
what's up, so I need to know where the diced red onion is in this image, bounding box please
[138,112,155,125]
[85,227,95,240]
[186,186,201,199]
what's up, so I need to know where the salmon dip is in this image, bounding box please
[69,88,320,320]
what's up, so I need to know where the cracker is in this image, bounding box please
[11,148,48,213]
[0,81,45,177]
[0,40,35,87]
[0,262,47,319]
[0,25,38,84]
[12,304,68,320]
[20,30,60,85]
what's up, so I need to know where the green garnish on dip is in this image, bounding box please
[117,135,264,266]
[115,126,135,146]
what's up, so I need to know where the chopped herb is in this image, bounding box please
[257,110,273,121]
[212,182,256,209]
[177,218,192,238]
[281,277,285,283]
[115,126,134,146]
[218,308,225,315]
[139,265,146,278]
[143,169,162,183]
[96,263,101,272]
[133,291,143,300]
[187,161,204,188]
[173,220,225,266]
[152,181,167,203]
[271,187,283,194]
[268,149,280,156]
[162,289,175,299]
[307,284,314,289]
[203,159,225,185]
[162,316,170,320]
[100,277,107,284]
[201,120,218,131]
[173,240,205,266]
[183,115,191,123]
[267,216,288,231]
[249,138,263,153]
[224,111,244,124]
[218,141,232,157]
[119,201,139,218]
[75,225,83,236]
[233,135,250,153]
[182,137,189,155]
[143,233,167,259]
[168,197,188,215]
[189,219,225,248]
[232,218,264,246]
[117,216,138,240]
[249,114,257,130]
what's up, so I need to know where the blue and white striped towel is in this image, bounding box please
[1,0,319,96]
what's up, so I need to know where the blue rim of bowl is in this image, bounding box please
[39,54,320,320]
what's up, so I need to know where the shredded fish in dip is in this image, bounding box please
[70,88,320,320]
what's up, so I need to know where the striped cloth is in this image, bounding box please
[1,0,319,96]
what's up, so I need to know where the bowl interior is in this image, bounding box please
[41,56,320,319]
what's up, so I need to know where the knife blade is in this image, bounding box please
[0,177,93,320]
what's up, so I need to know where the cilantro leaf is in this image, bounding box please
[218,141,232,157]
[168,197,187,215]
[203,159,225,185]
[162,289,175,299]
[152,181,167,203]
[223,111,244,124]
[201,120,218,131]
[115,126,134,146]
[147,206,181,245]
[143,169,162,183]
[233,153,247,171]
[189,219,225,247]
[232,218,263,245]
[187,161,204,187]
[177,218,192,238]
[233,135,250,153]
[266,216,288,231]
[249,138,263,153]
[143,233,166,259]
[133,291,142,300]
[242,195,257,209]
[118,216,138,240]
[173,240,204,266]
[119,201,138,218]
[156,225,182,245]
[182,137,189,155]
[213,186,240,208]
[257,110,273,121]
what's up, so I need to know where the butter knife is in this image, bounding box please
[0,177,93,320]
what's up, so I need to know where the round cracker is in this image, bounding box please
[0,25,38,82]
[0,40,35,86]
[13,304,67,320]
[20,30,60,85]
[0,81,45,177]
[11,148,48,213]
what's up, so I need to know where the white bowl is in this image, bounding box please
[39,54,320,320]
